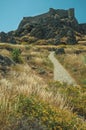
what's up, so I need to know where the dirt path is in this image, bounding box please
[48,52,77,85]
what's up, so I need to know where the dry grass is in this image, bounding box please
[0,43,26,52]
[0,64,86,130]
[22,46,53,80]
[0,43,53,81]
[0,64,68,129]
[55,44,86,86]
[0,64,67,113]
[0,42,86,129]
[0,49,10,57]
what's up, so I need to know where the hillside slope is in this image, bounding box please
[0,8,86,44]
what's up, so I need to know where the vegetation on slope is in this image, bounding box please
[0,43,86,130]
[0,63,86,130]
[55,44,86,87]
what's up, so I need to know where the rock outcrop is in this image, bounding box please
[0,32,8,42]
[0,8,86,44]
[0,54,15,75]
[79,23,86,34]
[16,8,78,38]
[0,31,16,43]
[55,48,65,54]
[0,55,15,66]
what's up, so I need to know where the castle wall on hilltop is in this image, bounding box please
[49,8,75,19]
[23,8,75,21]
[68,8,75,19]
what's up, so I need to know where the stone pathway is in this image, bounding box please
[48,52,77,86]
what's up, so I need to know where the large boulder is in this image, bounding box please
[55,48,65,54]
[0,55,15,66]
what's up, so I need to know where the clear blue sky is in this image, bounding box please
[0,0,86,32]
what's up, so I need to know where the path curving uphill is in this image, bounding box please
[48,52,77,86]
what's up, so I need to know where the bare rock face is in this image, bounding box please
[54,36,61,45]
[79,23,86,34]
[0,31,16,44]
[0,54,15,75]
[0,55,15,66]
[0,32,8,42]
[66,30,77,44]
[0,8,86,44]
[14,8,79,44]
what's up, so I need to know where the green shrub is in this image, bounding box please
[81,79,86,85]
[47,81,86,119]
[14,95,86,130]
[0,94,86,130]
[11,48,23,63]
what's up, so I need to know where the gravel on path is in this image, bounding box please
[48,52,77,86]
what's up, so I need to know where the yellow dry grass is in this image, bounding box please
[0,49,10,56]
[0,64,67,115]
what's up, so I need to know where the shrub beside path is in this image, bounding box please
[49,52,77,86]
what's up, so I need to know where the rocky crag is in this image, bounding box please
[0,8,86,44]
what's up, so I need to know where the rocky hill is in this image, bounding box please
[0,8,86,44]
[0,8,86,129]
